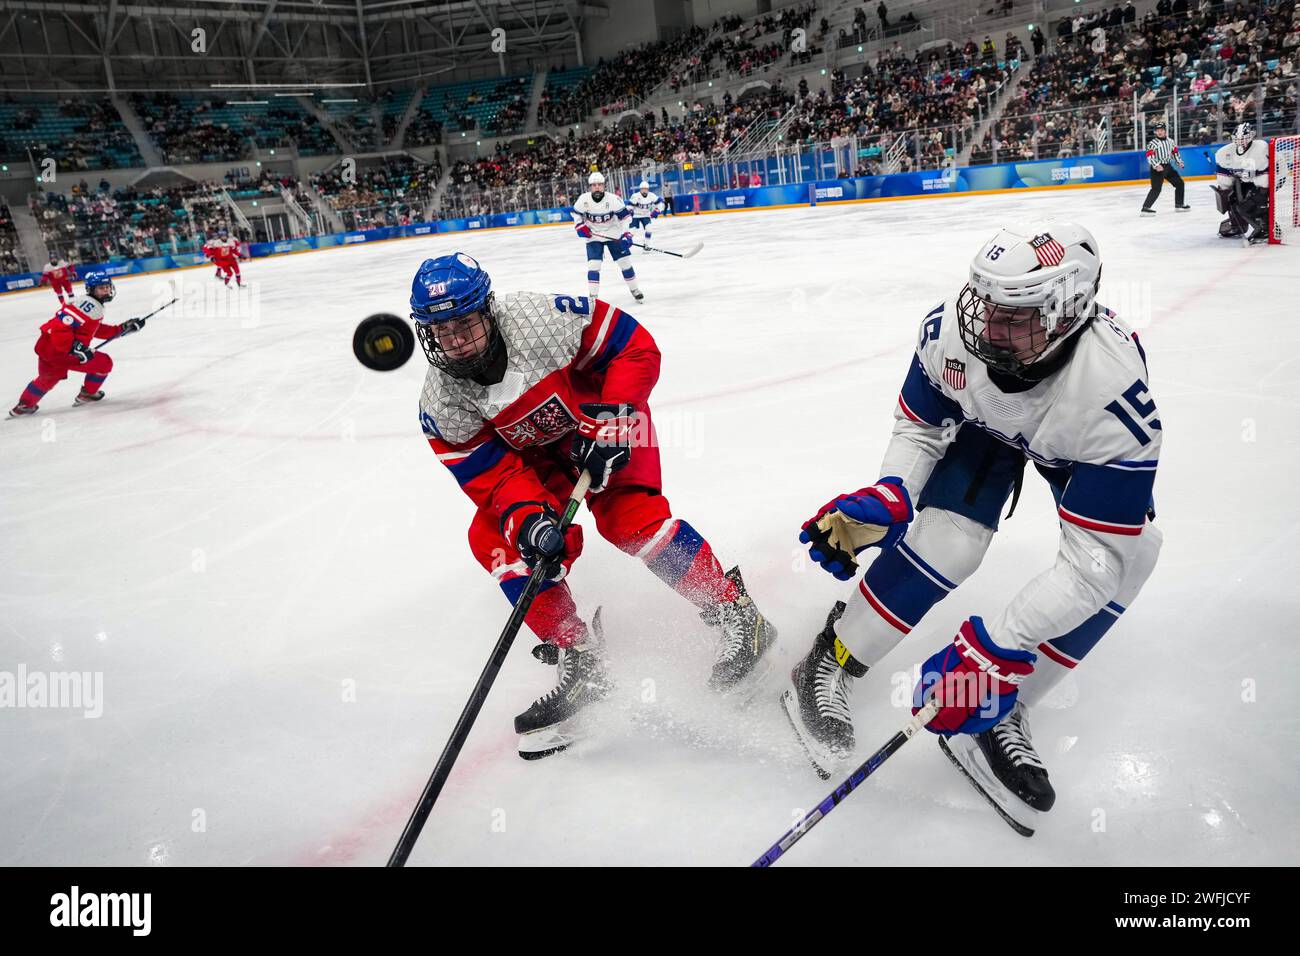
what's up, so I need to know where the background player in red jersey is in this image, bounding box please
[203,229,243,286]
[40,255,77,304]
[413,253,778,758]
[9,269,148,417]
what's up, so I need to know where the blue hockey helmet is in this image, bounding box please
[82,268,116,302]
[409,253,501,376]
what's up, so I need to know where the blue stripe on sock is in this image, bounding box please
[646,521,704,589]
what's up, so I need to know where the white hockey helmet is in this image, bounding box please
[638,180,650,191]
[588,171,606,187]
[1232,122,1254,150]
[957,222,1101,376]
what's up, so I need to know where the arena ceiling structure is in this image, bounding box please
[0,0,608,93]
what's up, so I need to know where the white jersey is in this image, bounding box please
[883,297,1160,653]
[627,190,663,219]
[1215,139,1270,188]
[571,191,630,238]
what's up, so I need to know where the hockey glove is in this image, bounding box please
[576,224,594,239]
[70,341,93,364]
[504,502,583,581]
[119,317,147,336]
[570,402,636,493]
[620,231,634,252]
[912,617,1036,735]
[799,478,913,580]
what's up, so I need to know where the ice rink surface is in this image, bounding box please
[2,183,1298,866]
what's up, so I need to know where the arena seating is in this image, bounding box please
[131,93,336,162]
[970,1,1299,164]
[0,95,142,170]
[310,154,442,230]
[1,201,24,272]
[417,75,533,135]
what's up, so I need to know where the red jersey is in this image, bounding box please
[34,297,123,363]
[419,293,659,521]
[42,260,76,284]
[204,239,240,264]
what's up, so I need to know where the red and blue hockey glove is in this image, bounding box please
[575,223,593,239]
[503,501,583,581]
[912,617,1036,735]
[570,402,636,493]
[620,231,634,251]
[799,477,913,580]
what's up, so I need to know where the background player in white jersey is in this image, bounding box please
[571,171,643,302]
[626,180,664,251]
[784,223,1162,836]
[1213,123,1272,244]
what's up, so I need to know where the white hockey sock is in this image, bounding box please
[835,509,993,667]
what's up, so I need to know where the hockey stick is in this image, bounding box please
[91,296,178,354]
[587,229,703,259]
[751,697,941,867]
[632,238,703,259]
[387,470,593,868]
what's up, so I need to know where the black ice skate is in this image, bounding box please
[703,567,778,697]
[938,700,1056,837]
[1175,204,1191,211]
[514,609,613,760]
[1140,208,1156,216]
[781,602,866,779]
[73,388,104,406]
[631,289,645,303]
[9,403,37,418]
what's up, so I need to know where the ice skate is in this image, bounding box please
[514,609,613,760]
[703,566,778,698]
[781,602,864,779]
[938,700,1055,837]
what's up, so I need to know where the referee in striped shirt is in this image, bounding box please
[1141,121,1189,215]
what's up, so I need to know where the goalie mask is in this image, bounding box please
[956,223,1101,377]
[1232,123,1255,151]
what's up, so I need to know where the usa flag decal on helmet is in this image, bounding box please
[1030,233,1066,266]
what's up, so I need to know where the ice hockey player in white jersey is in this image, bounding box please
[784,222,1162,836]
[571,171,643,302]
[626,180,664,251]
[1213,123,1272,244]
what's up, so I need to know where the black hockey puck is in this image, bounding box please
[352,313,415,371]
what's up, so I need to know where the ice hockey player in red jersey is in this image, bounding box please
[203,229,243,286]
[785,223,1162,836]
[40,255,77,304]
[413,252,777,758]
[9,270,148,417]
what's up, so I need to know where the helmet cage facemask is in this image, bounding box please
[88,280,116,303]
[412,291,502,377]
[957,267,1096,375]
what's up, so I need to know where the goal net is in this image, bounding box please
[1270,135,1300,244]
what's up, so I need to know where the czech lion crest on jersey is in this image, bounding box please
[496,394,578,449]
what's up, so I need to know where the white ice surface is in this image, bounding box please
[1,184,1298,866]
